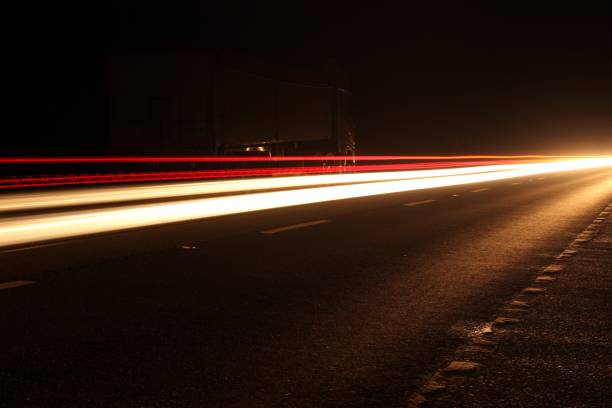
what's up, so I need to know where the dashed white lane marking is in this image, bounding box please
[471,188,489,193]
[0,241,63,254]
[404,199,436,207]
[260,219,331,234]
[0,280,36,290]
[511,181,523,185]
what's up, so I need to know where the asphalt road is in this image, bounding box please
[1,168,611,408]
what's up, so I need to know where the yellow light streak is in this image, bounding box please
[0,163,536,213]
[0,158,610,248]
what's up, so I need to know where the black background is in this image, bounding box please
[4,3,612,155]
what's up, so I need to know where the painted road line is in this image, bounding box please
[0,241,65,255]
[471,188,489,193]
[511,181,523,185]
[260,220,331,234]
[0,280,36,290]
[404,199,436,207]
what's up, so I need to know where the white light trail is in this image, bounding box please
[0,158,610,248]
[0,163,531,213]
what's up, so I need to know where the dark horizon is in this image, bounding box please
[5,4,612,156]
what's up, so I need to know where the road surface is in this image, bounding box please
[1,168,611,407]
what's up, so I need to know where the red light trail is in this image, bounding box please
[1,157,611,248]
[0,160,533,189]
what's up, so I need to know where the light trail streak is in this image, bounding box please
[0,160,526,190]
[0,158,611,248]
[0,163,553,213]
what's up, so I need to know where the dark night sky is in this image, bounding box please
[5,3,612,155]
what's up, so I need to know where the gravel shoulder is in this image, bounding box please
[412,202,612,407]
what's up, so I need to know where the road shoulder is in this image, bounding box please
[409,201,612,407]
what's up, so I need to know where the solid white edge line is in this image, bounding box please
[471,188,489,193]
